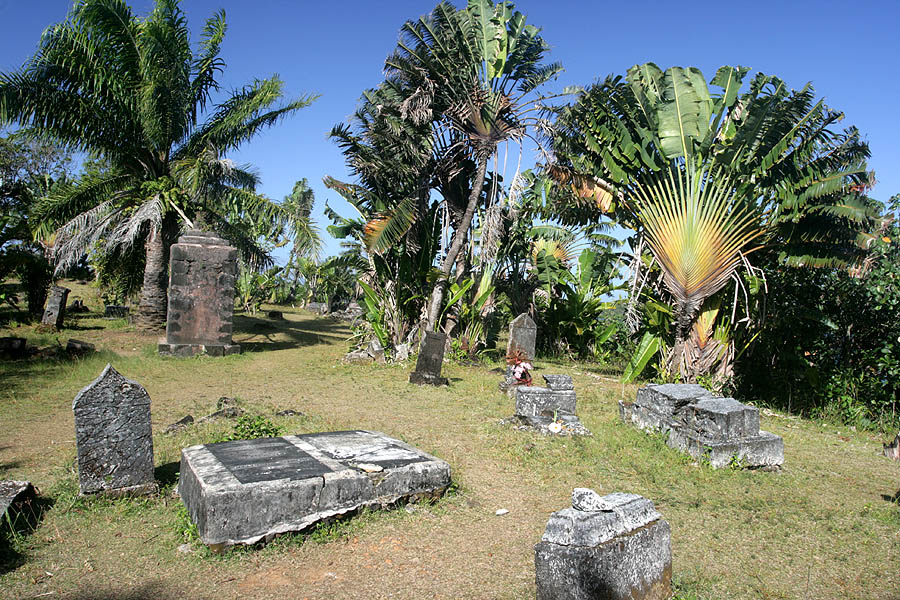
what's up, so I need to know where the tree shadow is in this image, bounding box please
[233,314,350,353]
[882,489,900,504]
[0,493,54,575]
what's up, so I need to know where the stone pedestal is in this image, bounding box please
[535,489,672,600]
[158,230,240,357]
[72,364,156,496]
[620,383,783,469]
[409,331,448,386]
[506,375,590,436]
[507,313,536,360]
[178,430,451,547]
[41,285,70,329]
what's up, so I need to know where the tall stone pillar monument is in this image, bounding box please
[158,230,240,357]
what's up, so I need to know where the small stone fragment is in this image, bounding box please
[354,463,384,473]
[572,487,612,512]
[496,508,510,516]
[275,409,304,417]
[164,415,195,434]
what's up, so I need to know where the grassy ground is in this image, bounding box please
[1,280,898,600]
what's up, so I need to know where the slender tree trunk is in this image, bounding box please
[425,155,488,331]
[670,299,695,381]
[134,227,169,332]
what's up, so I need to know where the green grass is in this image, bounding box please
[0,284,898,599]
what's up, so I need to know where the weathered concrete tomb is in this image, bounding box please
[178,430,452,547]
[41,285,70,329]
[158,230,240,357]
[409,330,449,386]
[73,364,156,496]
[506,374,591,436]
[535,488,672,600]
[620,383,783,469]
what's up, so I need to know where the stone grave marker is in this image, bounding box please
[158,230,240,357]
[72,364,156,496]
[179,430,451,547]
[103,305,129,319]
[409,331,449,386]
[41,285,70,329]
[535,488,672,600]
[620,383,783,468]
[1,480,36,543]
[506,313,537,360]
[505,374,591,436]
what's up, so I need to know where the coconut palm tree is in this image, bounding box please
[549,63,873,380]
[0,0,315,330]
[359,0,562,331]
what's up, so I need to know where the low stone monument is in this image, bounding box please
[409,331,449,386]
[506,313,537,360]
[1,480,36,543]
[504,374,590,436]
[158,230,240,357]
[179,430,451,547]
[72,364,156,496]
[620,383,783,469]
[0,337,27,358]
[41,285,70,329]
[103,305,129,319]
[535,489,672,600]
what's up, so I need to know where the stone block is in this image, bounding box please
[178,430,451,546]
[515,386,576,418]
[535,490,671,600]
[635,383,713,417]
[158,342,241,357]
[66,339,95,354]
[72,364,156,496]
[543,374,574,391]
[41,286,70,329]
[103,305,129,319]
[409,331,447,386]
[667,428,784,469]
[0,337,27,358]
[673,397,760,441]
[507,312,537,360]
[1,480,36,540]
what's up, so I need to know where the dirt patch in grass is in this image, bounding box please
[1,287,899,599]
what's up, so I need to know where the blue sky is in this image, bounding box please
[2,1,897,261]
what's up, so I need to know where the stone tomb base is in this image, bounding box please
[178,430,451,546]
[158,342,241,358]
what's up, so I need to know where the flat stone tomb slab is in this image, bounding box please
[179,430,451,546]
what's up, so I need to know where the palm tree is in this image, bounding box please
[0,0,315,330]
[549,63,873,380]
[363,0,562,331]
[282,178,321,289]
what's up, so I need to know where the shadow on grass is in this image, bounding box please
[65,581,176,600]
[0,494,54,575]
[882,489,900,504]
[233,314,350,353]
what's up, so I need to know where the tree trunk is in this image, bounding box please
[134,227,169,332]
[425,155,488,331]
[669,299,695,381]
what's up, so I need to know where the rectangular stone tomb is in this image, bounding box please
[620,383,783,469]
[515,386,576,419]
[535,490,672,600]
[178,430,452,546]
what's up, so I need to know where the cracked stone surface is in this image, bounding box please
[535,489,671,600]
[178,430,452,546]
[72,364,156,496]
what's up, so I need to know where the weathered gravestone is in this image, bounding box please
[72,364,156,496]
[620,383,783,469]
[506,313,537,360]
[41,285,70,329]
[179,430,451,547]
[103,305,129,319]
[409,331,449,386]
[0,480,36,545]
[506,374,591,436]
[158,230,240,357]
[535,489,672,600]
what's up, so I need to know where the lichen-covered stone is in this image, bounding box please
[543,374,574,391]
[72,364,156,496]
[178,430,451,546]
[535,490,671,600]
[507,313,537,360]
[41,286,70,329]
[515,386,576,418]
[409,331,448,386]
